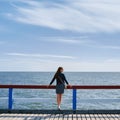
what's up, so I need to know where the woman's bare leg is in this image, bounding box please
[57,94,60,107]
[59,94,62,105]
[57,94,63,109]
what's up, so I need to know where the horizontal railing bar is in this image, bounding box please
[0,85,120,89]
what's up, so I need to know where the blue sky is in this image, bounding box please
[0,0,120,71]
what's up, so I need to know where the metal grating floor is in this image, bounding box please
[0,113,120,120]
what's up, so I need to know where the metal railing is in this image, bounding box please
[0,85,120,110]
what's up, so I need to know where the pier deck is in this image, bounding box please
[0,113,120,120]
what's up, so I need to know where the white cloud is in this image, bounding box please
[6,53,76,59]
[6,0,120,33]
[43,36,91,44]
[84,44,120,50]
[38,36,120,50]
[105,59,120,63]
[86,43,120,50]
[100,45,120,50]
[51,39,84,44]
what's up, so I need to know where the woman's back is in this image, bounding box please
[56,73,68,85]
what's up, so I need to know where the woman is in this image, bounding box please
[49,67,70,110]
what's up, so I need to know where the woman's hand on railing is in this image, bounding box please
[68,84,72,88]
[47,85,51,88]
[65,84,72,89]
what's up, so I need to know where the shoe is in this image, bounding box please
[58,106,61,110]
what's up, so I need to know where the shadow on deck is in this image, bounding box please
[0,109,120,114]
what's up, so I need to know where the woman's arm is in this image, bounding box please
[63,74,69,85]
[49,76,55,85]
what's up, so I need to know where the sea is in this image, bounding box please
[0,72,120,110]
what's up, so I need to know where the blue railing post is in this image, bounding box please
[8,88,13,110]
[73,89,77,110]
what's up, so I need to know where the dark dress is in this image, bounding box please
[49,73,69,94]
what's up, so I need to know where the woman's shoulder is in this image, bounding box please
[59,73,64,76]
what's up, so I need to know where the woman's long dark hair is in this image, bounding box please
[54,67,63,78]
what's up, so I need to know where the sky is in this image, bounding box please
[0,0,120,71]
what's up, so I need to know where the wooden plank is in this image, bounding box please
[41,114,49,120]
[31,114,38,120]
[75,114,78,120]
[106,114,114,120]
[36,114,42,120]
[80,114,87,120]
[105,114,111,120]
[54,114,60,120]
[11,114,20,120]
[85,114,91,120]
[30,113,35,119]
[89,114,96,120]
[49,114,56,120]
[73,114,77,120]
[93,114,100,120]
[35,114,42,120]
[110,114,120,120]
[62,114,68,120]
[102,114,110,120]
[94,114,100,120]
[67,114,72,120]
[69,114,73,120]
[77,114,82,120]
[57,114,64,120]
[98,114,105,120]
[0,114,16,120]
[114,114,120,120]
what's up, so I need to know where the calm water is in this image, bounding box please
[0,72,120,110]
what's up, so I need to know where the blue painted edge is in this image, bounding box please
[8,88,13,110]
[73,89,77,110]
